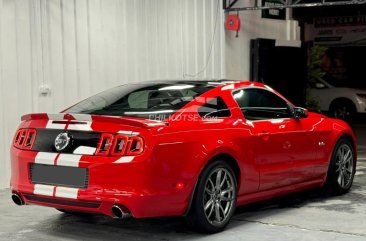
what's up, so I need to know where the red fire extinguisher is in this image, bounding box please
[225,12,240,37]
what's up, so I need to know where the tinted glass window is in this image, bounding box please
[65,82,215,119]
[198,97,231,118]
[233,88,292,120]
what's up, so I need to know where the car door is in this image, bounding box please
[232,87,318,191]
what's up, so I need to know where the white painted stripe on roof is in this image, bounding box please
[35,152,58,165]
[221,84,234,91]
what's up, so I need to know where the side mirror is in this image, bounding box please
[315,83,326,89]
[293,107,308,119]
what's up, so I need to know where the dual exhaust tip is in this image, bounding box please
[11,193,24,206]
[111,205,131,219]
[12,193,130,220]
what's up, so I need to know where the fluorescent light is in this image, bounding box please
[159,85,194,90]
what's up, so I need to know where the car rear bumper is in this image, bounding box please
[10,148,192,218]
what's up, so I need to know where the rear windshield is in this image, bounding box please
[64,82,215,119]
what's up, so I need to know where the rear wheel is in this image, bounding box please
[325,138,356,195]
[187,160,237,233]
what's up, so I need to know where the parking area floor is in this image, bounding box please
[1,125,365,241]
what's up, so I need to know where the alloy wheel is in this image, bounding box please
[335,143,354,188]
[334,106,350,120]
[203,168,235,225]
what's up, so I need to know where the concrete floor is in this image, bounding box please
[1,125,366,241]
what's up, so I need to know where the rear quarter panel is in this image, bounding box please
[149,117,260,204]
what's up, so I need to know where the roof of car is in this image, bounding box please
[118,79,269,92]
[137,79,234,84]
[135,79,266,87]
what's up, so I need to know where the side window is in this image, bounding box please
[233,88,292,120]
[198,97,231,118]
[128,89,196,109]
[128,91,149,108]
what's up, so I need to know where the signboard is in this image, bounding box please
[262,0,286,20]
[308,16,366,45]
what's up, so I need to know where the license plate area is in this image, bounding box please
[30,164,88,189]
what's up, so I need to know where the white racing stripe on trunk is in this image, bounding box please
[35,152,58,165]
[34,184,55,196]
[55,187,79,199]
[57,154,82,167]
[73,146,96,155]
[70,114,92,121]
[114,156,134,163]
[66,122,92,131]
[46,120,66,129]
[47,113,65,120]
[117,130,133,135]
[45,113,66,129]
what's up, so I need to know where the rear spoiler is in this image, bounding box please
[21,113,167,128]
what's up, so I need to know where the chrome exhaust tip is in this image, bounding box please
[11,193,24,206]
[111,205,131,219]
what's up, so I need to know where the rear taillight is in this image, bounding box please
[96,133,114,156]
[13,129,37,150]
[110,134,128,156]
[126,136,144,155]
[95,134,144,156]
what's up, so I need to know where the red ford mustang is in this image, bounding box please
[10,80,357,233]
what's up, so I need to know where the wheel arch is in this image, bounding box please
[329,97,356,112]
[323,132,357,193]
[338,133,357,162]
[183,152,241,216]
[206,153,241,185]
[325,131,357,172]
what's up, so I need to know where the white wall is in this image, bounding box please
[0,0,225,188]
[225,5,301,80]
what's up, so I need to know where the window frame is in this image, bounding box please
[197,96,232,119]
[231,87,295,121]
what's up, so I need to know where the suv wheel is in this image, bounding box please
[330,100,356,122]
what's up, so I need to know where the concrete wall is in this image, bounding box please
[225,5,301,80]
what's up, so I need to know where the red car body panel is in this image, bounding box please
[10,81,357,218]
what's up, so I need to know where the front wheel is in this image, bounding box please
[325,138,356,195]
[186,160,237,233]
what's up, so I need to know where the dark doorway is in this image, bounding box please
[250,38,308,107]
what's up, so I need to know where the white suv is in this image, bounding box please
[309,78,366,122]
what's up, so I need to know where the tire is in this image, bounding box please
[325,138,356,195]
[329,100,356,123]
[186,160,237,233]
